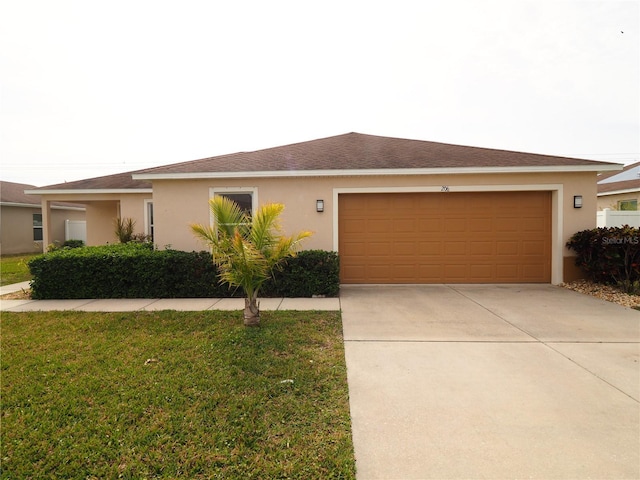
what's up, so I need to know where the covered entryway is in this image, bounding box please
[338,191,551,283]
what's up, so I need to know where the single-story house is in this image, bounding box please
[27,132,622,284]
[596,161,640,227]
[597,161,640,211]
[1,180,86,255]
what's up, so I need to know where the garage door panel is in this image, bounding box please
[469,264,494,280]
[496,264,520,280]
[341,242,366,255]
[445,218,466,232]
[367,219,388,233]
[469,241,494,255]
[444,264,468,281]
[468,218,492,232]
[418,264,443,279]
[496,241,519,255]
[395,242,416,256]
[368,242,391,256]
[368,264,392,281]
[494,218,519,232]
[523,264,546,280]
[343,219,366,233]
[523,240,547,256]
[418,218,443,232]
[392,263,418,279]
[445,241,467,255]
[418,241,442,255]
[393,218,416,233]
[339,192,551,283]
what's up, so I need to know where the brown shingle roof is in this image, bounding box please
[136,132,617,176]
[1,181,84,208]
[27,133,622,192]
[1,181,39,204]
[597,162,640,194]
[28,171,152,192]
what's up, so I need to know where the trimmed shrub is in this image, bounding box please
[566,225,640,293]
[62,239,85,249]
[28,245,339,299]
[265,250,340,297]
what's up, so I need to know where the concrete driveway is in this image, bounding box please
[340,284,640,480]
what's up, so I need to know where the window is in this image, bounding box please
[218,193,253,216]
[145,201,154,241]
[209,188,258,227]
[618,199,638,211]
[33,213,43,241]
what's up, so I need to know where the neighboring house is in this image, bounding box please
[1,180,86,255]
[27,132,622,284]
[596,162,640,227]
[597,161,640,211]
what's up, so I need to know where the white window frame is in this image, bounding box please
[33,213,43,242]
[617,199,638,211]
[208,187,258,226]
[144,199,154,239]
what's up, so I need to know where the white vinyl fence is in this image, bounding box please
[65,219,87,243]
[596,209,640,228]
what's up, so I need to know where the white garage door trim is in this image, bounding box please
[332,184,563,285]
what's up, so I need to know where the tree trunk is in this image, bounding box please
[243,296,260,326]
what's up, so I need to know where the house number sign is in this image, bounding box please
[441,186,450,192]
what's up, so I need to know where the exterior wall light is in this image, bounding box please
[316,199,324,212]
[573,195,583,208]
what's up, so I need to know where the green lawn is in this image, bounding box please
[1,310,355,479]
[0,254,38,286]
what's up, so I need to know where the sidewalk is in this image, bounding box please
[0,281,31,296]
[0,282,340,312]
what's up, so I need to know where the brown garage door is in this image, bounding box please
[339,191,551,283]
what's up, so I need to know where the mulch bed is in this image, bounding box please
[561,280,640,308]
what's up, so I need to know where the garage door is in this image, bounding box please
[338,191,551,283]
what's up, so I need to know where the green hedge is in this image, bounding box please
[28,244,340,299]
[566,225,640,292]
[265,249,340,297]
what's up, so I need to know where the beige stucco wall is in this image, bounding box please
[85,202,119,245]
[597,192,640,210]
[0,205,85,255]
[151,172,598,283]
[1,205,42,255]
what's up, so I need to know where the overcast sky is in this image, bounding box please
[1,0,638,187]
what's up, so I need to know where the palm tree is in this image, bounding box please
[191,196,312,326]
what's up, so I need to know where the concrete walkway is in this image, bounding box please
[0,281,339,312]
[0,280,31,296]
[341,284,640,480]
[0,297,340,312]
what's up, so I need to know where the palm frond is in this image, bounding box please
[211,196,250,238]
[191,197,313,309]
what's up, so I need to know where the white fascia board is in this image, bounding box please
[0,202,86,211]
[24,189,153,195]
[51,205,86,211]
[132,164,622,180]
[0,202,41,208]
[597,188,640,197]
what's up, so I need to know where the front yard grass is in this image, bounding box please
[1,310,355,479]
[0,254,38,286]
